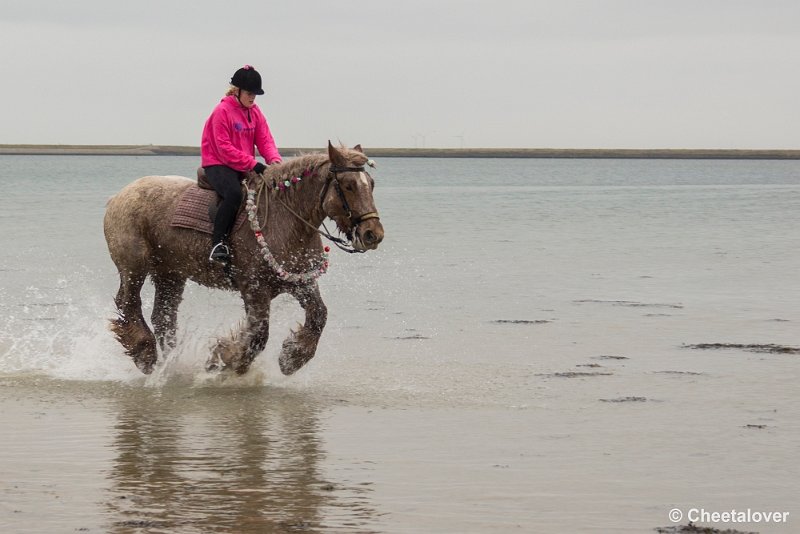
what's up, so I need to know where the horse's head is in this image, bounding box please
[322,142,384,251]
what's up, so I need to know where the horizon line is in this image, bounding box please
[1,144,799,160]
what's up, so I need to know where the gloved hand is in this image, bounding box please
[253,162,267,174]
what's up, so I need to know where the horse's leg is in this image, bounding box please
[279,282,327,375]
[110,269,158,374]
[207,287,272,375]
[151,273,186,353]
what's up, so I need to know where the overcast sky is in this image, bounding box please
[2,0,798,149]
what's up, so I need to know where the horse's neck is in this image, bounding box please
[268,156,329,237]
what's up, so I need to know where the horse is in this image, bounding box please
[103,142,384,375]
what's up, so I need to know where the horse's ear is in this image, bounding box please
[353,144,364,154]
[328,140,347,167]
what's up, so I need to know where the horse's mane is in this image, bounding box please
[256,147,369,231]
[262,153,327,183]
[262,147,369,186]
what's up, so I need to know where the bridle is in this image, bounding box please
[317,164,380,253]
[273,163,380,254]
[325,164,380,223]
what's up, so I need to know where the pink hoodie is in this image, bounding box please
[200,95,282,171]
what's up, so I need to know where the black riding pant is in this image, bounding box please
[203,165,244,246]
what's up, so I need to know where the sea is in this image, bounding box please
[0,154,798,533]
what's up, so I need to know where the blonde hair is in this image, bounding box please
[225,85,239,97]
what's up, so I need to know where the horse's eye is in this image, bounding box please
[345,185,355,192]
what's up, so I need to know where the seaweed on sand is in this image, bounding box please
[684,343,799,355]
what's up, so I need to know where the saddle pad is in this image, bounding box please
[171,184,247,235]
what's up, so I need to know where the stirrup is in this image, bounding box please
[209,243,231,262]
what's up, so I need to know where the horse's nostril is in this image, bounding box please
[364,230,376,244]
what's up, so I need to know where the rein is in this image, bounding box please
[276,196,357,253]
[254,163,379,254]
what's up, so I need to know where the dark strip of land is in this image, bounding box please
[1,144,798,159]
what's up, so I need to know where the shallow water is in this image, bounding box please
[1,155,799,532]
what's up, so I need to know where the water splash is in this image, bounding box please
[0,269,279,385]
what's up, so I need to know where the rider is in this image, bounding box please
[201,65,282,264]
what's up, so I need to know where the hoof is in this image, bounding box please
[205,352,226,373]
[130,346,158,375]
[278,331,318,375]
[278,347,310,376]
[208,338,252,374]
[133,356,156,374]
[111,317,158,374]
[279,354,301,376]
[205,360,225,373]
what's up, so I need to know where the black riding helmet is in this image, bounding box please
[230,65,265,95]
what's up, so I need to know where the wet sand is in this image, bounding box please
[1,336,797,533]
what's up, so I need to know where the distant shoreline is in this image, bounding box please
[1,144,799,160]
